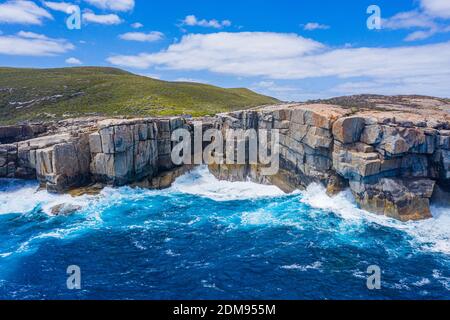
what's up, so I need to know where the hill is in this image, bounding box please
[0,67,279,124]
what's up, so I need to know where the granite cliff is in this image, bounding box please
[1,95,449,221]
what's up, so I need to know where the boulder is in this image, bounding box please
[332,117,365,144]
[50,203,82,216]
[382,135,410,155]
[351,178,435,221]
[99,127,115,154]
[89,132,103,154]
[361,125,383,145]
[303,127,333,149]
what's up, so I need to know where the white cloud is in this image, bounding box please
[0,0,53,25]
[83,10,122,25]
[107,53,151,69]
[107,32,324,69]
[66,57,82,64]
[303,22,330,31]
[331,74,450,98]
[84,0,134,12]
[119,31,164,42]
[43,1,74,13]
[181,15,232,29]
[404,29,437,41]
[383,1,450,41]
[131,22,143,29]
[138,73,161,79]
[421,0,450,19]
[16,31,52,40]
[254,81,297,92]
[107,31,450,97]
[173,77,209,84]
[0,31,74,56]
[383,11,436,30]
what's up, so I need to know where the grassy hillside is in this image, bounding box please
[0,67,279,124]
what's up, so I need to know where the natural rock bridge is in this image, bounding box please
[1,95,449,221]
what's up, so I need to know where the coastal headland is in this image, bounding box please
[1,95,449,221]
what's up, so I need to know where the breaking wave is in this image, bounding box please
[0,166,449,299]
[169,166,286,201]
[0,178,91,216]
[300,183,450,255]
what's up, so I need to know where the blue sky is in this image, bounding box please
[0,0,450,101]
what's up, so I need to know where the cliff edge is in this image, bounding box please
[211,95,450,221]
[0,95,449,221]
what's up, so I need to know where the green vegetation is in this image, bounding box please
[0,67,279,124]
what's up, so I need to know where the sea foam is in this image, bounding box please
[169,166,286,201]
[2,168,450,255]
[0,179,90,215]
[300,183,450,255]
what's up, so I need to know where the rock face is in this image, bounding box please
[90,119,158,185]
[210,96,450,221]
[0,116,188,193]
[1,95,449,222]
[0,124,46,144]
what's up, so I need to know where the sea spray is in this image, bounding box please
[300,183,450,255]
[0,167,449,299]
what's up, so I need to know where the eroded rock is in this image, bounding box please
[2,95,449,221]
[50,203,82,216]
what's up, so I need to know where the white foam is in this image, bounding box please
[300,183,450,255]
[0,180,91,215]
[4,210,104,258]
[240,209,303,229]
[433,270,450,290]
[300,183,365,221]
[280,261,323,271]
[170,166,286,201]
[413,278,431,287]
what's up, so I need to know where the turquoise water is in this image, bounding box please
[0,167,449,300]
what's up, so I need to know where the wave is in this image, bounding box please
[300,183,450,255]
[2,168,450,256]
[0,179,91,216]
[280,261,323,271]
[169,166,286,201]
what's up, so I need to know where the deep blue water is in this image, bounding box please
[0,167,449,300]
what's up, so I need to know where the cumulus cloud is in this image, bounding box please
[106,31,450,97]
[83,10,122,25]
[43,1,74,13]
[0,31,74,56]
[131,22,143,29]
[107,53,152,69]
[421,0,450,19]
[181,15,231,29]
[303,22,330,31]
[107,32,324,69]
[84,0,134,12]
[66,57,82,65]
[0,0,53,25]
[119,31,164,42]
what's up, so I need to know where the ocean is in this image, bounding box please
[0,166,449,300]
